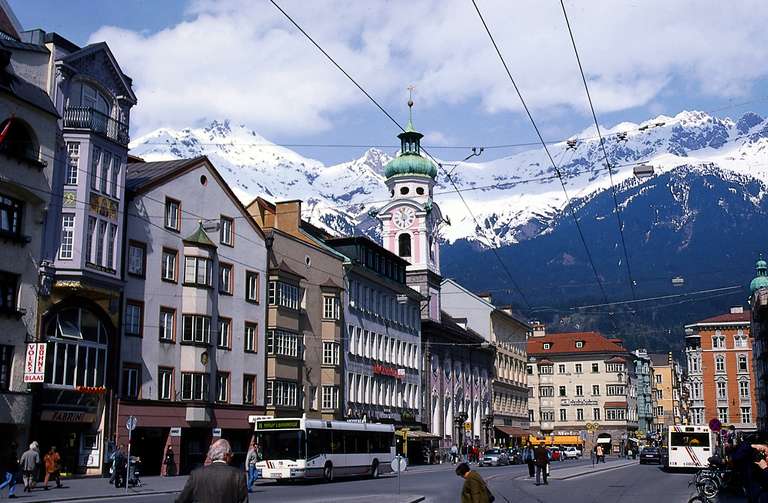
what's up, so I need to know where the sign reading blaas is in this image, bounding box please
[23,343,46,383]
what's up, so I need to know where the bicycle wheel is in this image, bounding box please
[696,476,719,500]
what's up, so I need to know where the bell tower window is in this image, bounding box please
[398,233,412,258]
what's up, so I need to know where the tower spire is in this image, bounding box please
[406,85,415,131]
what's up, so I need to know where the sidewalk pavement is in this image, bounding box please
[545,458,637,480]
[0,475,188,502]
[1,475,427,503]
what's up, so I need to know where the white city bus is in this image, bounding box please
[254,417,395,481]
[663,425,714,469]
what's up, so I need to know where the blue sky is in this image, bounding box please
[12,0,768,165]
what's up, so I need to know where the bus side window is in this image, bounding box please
[308,429,331,458]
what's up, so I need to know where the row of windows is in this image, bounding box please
[347,372,419,409]
[122,367,257,404]
[348,280,418,330]
[712,332,749,349]
[531,406,635,423]
[267,281,300,310]
[264,381,339,411]
[689,407,753,425]
[85,216,118,271]
[531,362,625,375]
[87,146,122,200]
[348,325,419,369]
[714,354,750,373]
[492,392,526,415]
[162,198,235,247]
[127,243,260,302]
[536,384,628,398]
[124,303,259,351]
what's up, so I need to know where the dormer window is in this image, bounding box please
[575,340,584,348]
[543,343,551,350]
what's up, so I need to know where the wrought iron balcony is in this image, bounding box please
[63,107,129,146]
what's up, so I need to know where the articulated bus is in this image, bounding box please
[662,425,714,469]
[254,417,395,481]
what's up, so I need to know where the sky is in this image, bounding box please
[11,0,768,165]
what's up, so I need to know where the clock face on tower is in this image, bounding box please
[392,207,416,229]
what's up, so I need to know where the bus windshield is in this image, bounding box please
[256,430,306,461]
[670,432,710,448]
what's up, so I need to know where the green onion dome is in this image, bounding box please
[384,152,438,179]
[750,257,768,293]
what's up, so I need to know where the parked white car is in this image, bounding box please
[564,447,581,459]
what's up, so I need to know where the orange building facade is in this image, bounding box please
[685,307,757,430]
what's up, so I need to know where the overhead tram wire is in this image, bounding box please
[469,0,608,305]
[268,0,532,311]
[559,0,637,301]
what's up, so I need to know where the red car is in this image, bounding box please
[550,449,561,461]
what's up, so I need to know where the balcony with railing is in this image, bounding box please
[63,107,129,146]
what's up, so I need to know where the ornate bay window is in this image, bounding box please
[44,307,109,389]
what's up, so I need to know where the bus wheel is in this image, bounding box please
[370,460,379,479]
[323,462,334,482]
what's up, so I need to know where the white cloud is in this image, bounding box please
[90,0,768,137]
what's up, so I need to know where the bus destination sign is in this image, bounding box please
[257,420,301,430]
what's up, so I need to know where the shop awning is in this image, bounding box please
[400,430,440,440]
[528,435,583,446]
[495,426,529,437]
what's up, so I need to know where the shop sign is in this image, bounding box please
[170,427,182,437]
[464,422,472,432]
[373,364,402,379]
[256,420,300,430]
[23,343,46,383]
[560,398,597,406]
[212,428,222,437]
[41,410,95,423]
[89,193,118,220]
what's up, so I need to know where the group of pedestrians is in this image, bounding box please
[0,441,63,498]
[522,442,551,486]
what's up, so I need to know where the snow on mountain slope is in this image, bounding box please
[129,111,768,245]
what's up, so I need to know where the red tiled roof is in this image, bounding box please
[694,311,751,324]
[604,356,627,364]
[604,401,628,408]
[527,331,625,355]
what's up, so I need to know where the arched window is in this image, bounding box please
[738,354,748,372]
[398,233,411,258]
[44,306,110,388]
[715,355,725,373]
[0,118,39,162]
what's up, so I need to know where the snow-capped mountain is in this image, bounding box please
[130,110,768,248]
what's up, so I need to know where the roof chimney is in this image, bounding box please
[274,200,302,235]
[730,306,744,314]
[477,292,493,304]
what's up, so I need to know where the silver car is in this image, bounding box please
[479,448,509,467]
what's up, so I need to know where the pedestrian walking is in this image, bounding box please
[523,442,535,478]
[596,444,605,463]
[43,446,61,490]
[451,444,459,465]
[0,443,18,499]
[175,439,247,503]
[19,442,39,493]
[245,441,259,492]
[590,446,596,466]
[163,446,176,477]
[455,462,493,503]
[533,444,550,486]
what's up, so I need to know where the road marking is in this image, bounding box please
[557,461,637,481]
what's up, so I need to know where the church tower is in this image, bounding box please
[378,96,444,321]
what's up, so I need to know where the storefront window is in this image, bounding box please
[44,307,109,388]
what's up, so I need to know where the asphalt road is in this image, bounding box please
[68,457,736,503]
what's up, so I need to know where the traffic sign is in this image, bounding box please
[709,418,722,432]
[390,455,407,473]
[126,415,138,431]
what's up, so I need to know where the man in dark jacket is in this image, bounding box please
[175,439,247,503]
[455,462,491,503]
[534,444,550,486]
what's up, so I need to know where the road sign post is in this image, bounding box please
[390,455,407,495]
[125,415,138,493]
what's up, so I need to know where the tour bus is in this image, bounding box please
[662,425,714,469]
[254,416,395,481]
